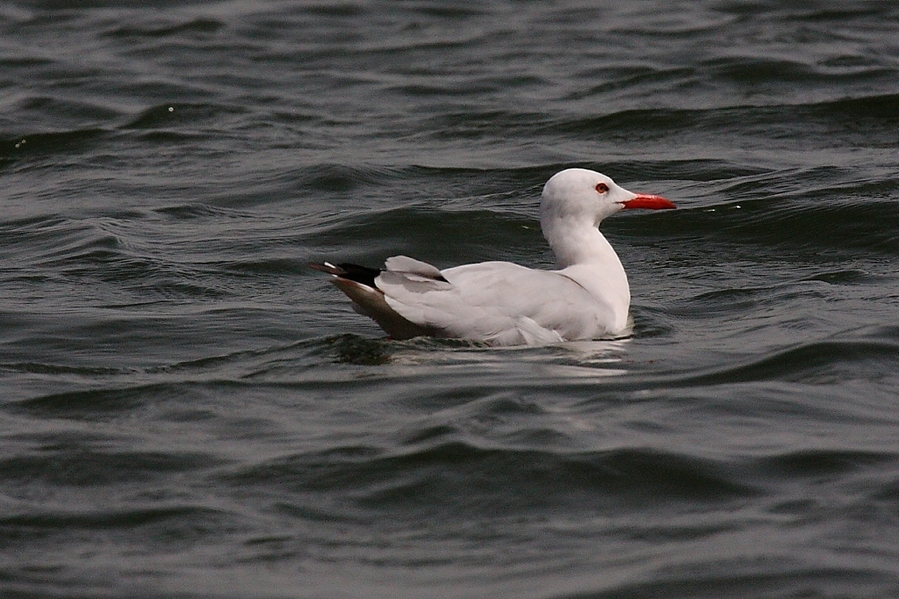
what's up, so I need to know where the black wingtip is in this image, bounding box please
[308,262,343,276]
[309,261,382,288]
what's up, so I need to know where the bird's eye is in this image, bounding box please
[595,183,609,193]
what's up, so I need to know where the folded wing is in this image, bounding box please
[376,258,619,345]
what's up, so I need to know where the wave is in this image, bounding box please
[560,564,898,599]
[683,337,899,386]
[0,445,219,486]
[547,91,899,137]
[221,442,755,515]
[104,17,224,39]
[0,128,109,167]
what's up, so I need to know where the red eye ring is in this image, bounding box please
[595,183,609,193]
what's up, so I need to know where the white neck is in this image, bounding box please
[541,217,621,267]
[542,218,631,325]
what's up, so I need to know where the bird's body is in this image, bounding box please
[311,168,675,346]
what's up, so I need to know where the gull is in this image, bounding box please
[310,168,675,346]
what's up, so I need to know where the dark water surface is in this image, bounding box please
[2,1,899,597]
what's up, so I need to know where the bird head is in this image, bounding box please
[540,168,675,229]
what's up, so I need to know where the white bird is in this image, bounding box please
[310,168,675,346]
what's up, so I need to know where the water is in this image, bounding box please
[2,1,899,597]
